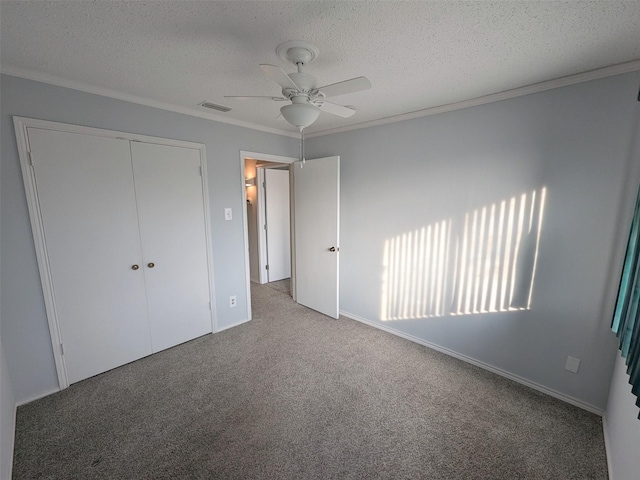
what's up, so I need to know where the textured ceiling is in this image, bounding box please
[2,1,640,136]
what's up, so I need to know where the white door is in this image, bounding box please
[130,142,212,351]
[27,128,152,384]
[264,168,291,282]
[293,156,340,318]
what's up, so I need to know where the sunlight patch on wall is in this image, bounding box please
[381,188,546,321]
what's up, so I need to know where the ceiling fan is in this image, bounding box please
[225,40,371,130]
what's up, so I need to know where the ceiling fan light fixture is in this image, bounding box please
[280,103,320,129]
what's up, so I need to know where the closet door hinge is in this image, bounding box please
[266,265,269,270]
[199,166,203,176]
[27,151,34,167]
[60,343,65,356]
[209,301,212,310]
[264,224,267,230]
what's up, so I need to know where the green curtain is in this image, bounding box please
[612,184,640,419]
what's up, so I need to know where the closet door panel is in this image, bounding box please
[130,142,212,351]
[27,128,152,384]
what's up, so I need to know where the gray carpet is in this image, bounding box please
[13,283,608,479]
[266,278,291,295]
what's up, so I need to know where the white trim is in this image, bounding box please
[13,117,69,388]
[340,309,605,416]
[241,151,298,164]
[13,116,211,149]
[0,402,18,480]
[4,60,639,141]
[256,168,268,284]
[239,152,252,321]
[13,116,217,389]
[1,66,299,139]
[239,151,297,322]
[15,386,60,407]
[602,415,614,480]
[198,146,218,334]
[215,318,252,333]
[306,59,640,138]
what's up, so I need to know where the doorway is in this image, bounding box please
[240,151,341,321]
[241,151,297,319]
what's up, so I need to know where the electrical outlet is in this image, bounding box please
[565,356,581,374]
[229,295,237,308]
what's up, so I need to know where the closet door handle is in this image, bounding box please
[147,262,155,268]
[329,247,339,252]
[131,264,140,270]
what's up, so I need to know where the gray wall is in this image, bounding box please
[2,70,639,413]
[307,72,640,410]
[0,74,298,402]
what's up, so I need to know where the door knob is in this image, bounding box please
[147,262,155,268]
[131,264,140,270]
[329,247,339,252]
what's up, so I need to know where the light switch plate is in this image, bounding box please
[224,208,232,221]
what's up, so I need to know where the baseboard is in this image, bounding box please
[340,310,604,416]
[215,318,251,333]
[2,403,16,480]
[16,386,60,407]
[601,414,614,480]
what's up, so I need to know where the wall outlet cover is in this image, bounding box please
[564,356,581,373]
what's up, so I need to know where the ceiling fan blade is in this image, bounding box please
[259,64,300,90]
[317,76,371,98]
[315,100,356,118]
[224,95,287,101]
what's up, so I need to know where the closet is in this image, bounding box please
[19,122,214,385]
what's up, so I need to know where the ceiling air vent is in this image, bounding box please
[199,101,231,113]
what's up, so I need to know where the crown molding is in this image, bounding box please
[0,65,299,138]
[3,59,640,140]
[305,59,640,138]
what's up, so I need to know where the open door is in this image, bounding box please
[264,168,291,282]
[293,156,340,318]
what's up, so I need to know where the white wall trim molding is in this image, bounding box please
[239,151,298,321]
[256,168,268,285]
[307,59,640,138]
[602,415,614,480]
[340,310,605,416]
[4,60,639,142]
[13,116,218,390]
[6,405,15,480]
[1,66,299,139]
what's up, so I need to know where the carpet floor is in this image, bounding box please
[266,278,291,296]
[12,283,608,479]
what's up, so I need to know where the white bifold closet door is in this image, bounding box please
[27,128,212,384]
[130,142,211,351]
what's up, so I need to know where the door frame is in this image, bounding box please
[256,165,292,284]
[239,151,298,320]
[256,167,268,284]
[13,116,218,389]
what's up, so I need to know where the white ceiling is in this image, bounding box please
[2,1,640,136]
